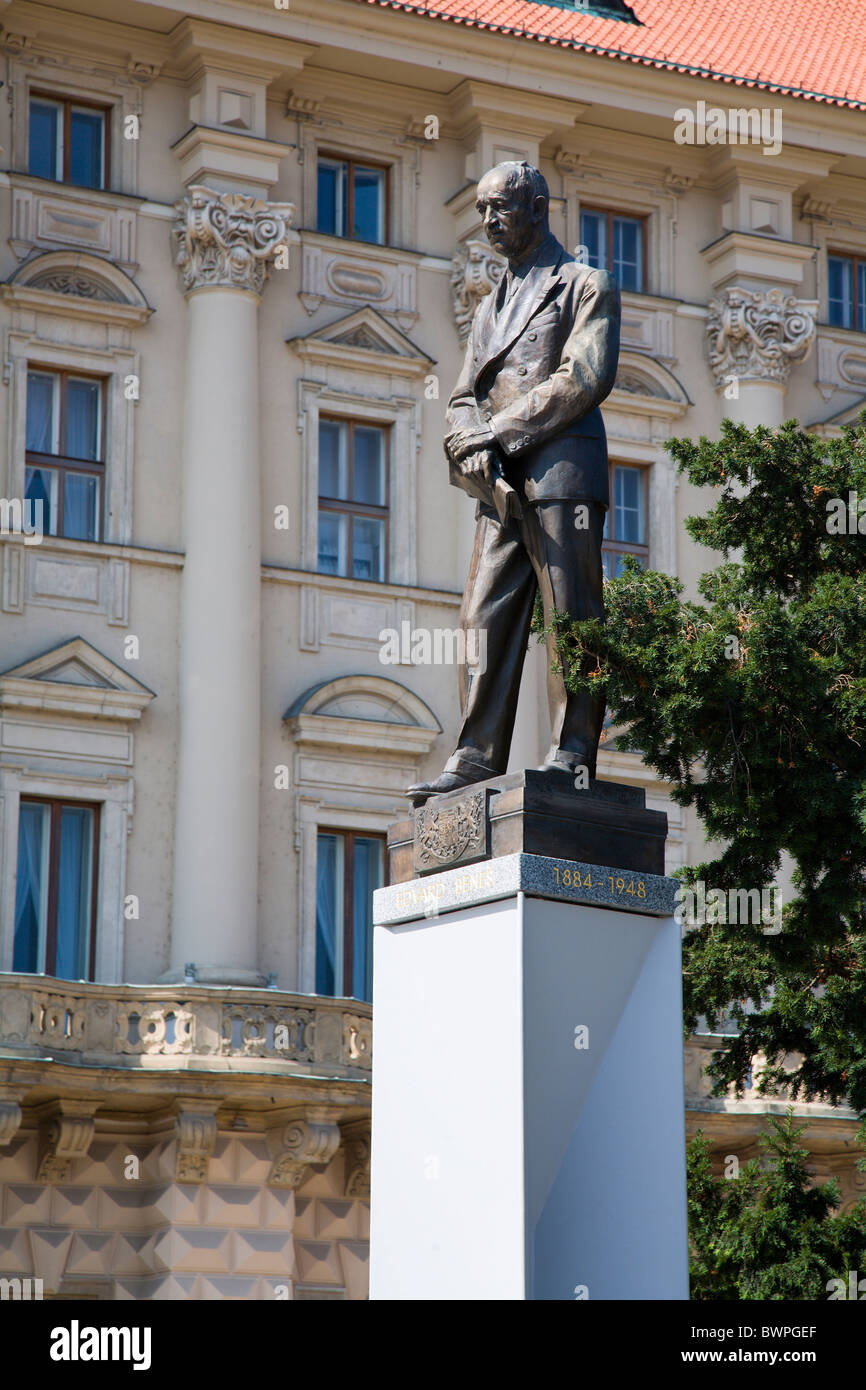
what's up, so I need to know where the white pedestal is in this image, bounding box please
[370,856,688,1301]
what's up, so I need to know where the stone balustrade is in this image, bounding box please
[0,974,371,1076]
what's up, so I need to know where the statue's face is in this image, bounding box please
[476,169,544,262]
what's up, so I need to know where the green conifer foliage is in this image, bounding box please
[688,1112,866,1300]
[543,416,866,1122]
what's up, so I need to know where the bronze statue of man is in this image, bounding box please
[408,160,620,805]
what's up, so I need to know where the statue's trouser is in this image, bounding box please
[444,499,607,779]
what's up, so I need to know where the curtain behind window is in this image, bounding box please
[13,803,48,972]
[316,834,341,995]
[25,373,55,453]
[55,806,93,979]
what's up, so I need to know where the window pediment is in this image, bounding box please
[610,351,690,415]
[808,396,866,438]
[0,637,155,721]
[2,251,152,326]
[288,307,433,379]
[285,674,440,757]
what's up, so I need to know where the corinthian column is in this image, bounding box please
[166,186,293,985]
[706,286,817,429]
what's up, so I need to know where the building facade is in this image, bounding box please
[1,0,865,1298]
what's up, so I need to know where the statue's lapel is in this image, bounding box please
[473,238,565,385]
[471,286,498,365]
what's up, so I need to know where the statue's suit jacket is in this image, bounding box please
[447,233,620,507]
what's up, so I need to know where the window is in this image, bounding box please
[28,94,109,190]
[317,155,387,244]
[25,368,105,542]
[580,207,645,292]
[603,463,648,577]
[14,798,99,980]
[318,418,388,581]
[315,831,385,1001]
[827,252,866,332]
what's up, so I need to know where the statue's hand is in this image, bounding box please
[445,423,496,462]
[458,446,498,488]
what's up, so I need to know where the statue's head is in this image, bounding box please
[476,161,549,263]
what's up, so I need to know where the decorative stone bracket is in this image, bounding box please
[341,1120,371,1198]
[174,1103,220,1183]
[35,1101,97,1183]
[267,1108,341,1189]
[0,1098,23,1146]
[706,286,818,388]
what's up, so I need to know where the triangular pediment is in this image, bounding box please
[42,657,111,687]
[0,638,155,720]
[288,307,434,376]
[808,397,866,436]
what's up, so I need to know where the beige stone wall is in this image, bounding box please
[0,1128,368,1299]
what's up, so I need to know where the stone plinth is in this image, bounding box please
[389,771,667,882]
[370,782,688,1302]
[370,859,688,1300]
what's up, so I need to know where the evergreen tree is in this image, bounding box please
[544,415,866,1124]
[688,1111,866,1300]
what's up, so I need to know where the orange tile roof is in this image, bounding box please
[357,0,866,110]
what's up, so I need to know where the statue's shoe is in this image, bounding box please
[536,754,596,781]
[406,769,490,807]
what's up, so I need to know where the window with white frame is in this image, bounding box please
[14,796,99,979]
[580,206,646,292]
[317,417,389,582]
[28,92,109,190]
[316,154,388,245]
[25,367,105,542]
[827,250,866,333]
[603,461,649,578]
[315,829,385,1001]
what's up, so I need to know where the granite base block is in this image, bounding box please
[373,851,677,926]
[390,770,668,883]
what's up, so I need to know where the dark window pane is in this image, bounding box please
[55,806,95,979]
[858,262,866,333]
[69,107,105,188]
[614,217,642,292]
[352,427,385,504]
[828,256,852,328]
[64,473,99,542]
[352,516,385,582]
[29,100,60,180]
[316,833,344,996]
[579,210,606,270]
[66,378,101,460]
[25,467,57,537]
[318,510,346,576]
[319,420,347,499]
[26,371,57,454]
[317,159,346,236]
[353,165,385,243]
[14,802,50,973]
[614,465,645,544]
[606,548,647,578]
[351,837,383,1002]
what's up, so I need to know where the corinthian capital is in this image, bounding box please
[706,286,818,388]
[172,185,295,296]
[451,237,506,343]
